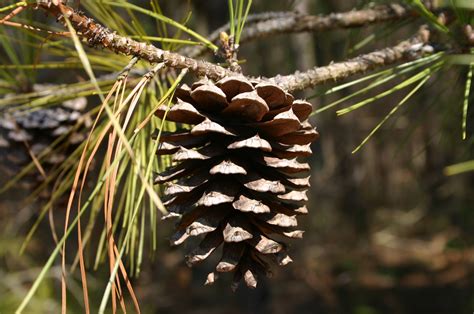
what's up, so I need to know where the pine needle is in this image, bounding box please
[15,146,133,314]
[462,52,473,140]
[0,2,27,13]
[406,0,449,33]
[337,61,443,116]
[236,0,252,45]
[313,52,443,114]
[105,1,218,51]
[96,78,183,314]
[228,0,236,38]
[444,160,474,175]
[352,74,432,153]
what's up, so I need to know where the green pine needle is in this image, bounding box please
[405,0,449,33]
[444,160,474,175]
[462,54,473,140]
[352,74,432,153]
[312,52,443,115]
[337,61,443,116]
[0,1,26,13]
[105,1,218,51]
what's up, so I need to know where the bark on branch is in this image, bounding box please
[247,4,411,36]
[269,27,431,91]
[36,2,233,81]
[184,4,414,58]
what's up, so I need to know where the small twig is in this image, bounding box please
[1,19,70,36]
[1,2,69,36]
[117,57,139,81]
[0,4,26,23]
[218,32,241,73]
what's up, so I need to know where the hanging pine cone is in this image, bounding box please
[155,76,317,289]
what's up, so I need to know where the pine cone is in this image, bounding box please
[0,96,89,193]
[155,76,318,289]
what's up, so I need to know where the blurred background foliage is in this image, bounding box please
[0,0,474,313]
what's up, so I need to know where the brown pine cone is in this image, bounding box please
[0,96,89,193]
[155,76,317,289]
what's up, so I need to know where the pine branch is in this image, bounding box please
[34,2,434,93]
[242,4,412,38]
[270,27,432,91]
[35,2,233,81]
[184,4,414,58]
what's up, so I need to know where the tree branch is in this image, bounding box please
[33,2,434,94]
[184,4,414,58]
[36,2,234,81]
[270,27,432,91]
[240,4,414,43]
